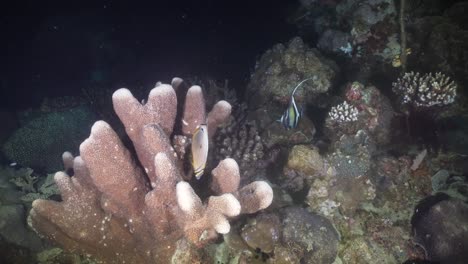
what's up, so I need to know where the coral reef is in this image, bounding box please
[339,236,397,263]
[8,168,59,204]
[411,197,468,264]
[184,78,280,183]
[317,29,352,56]
[8,167,36,193]
[392,71,457,111]
[328,101,359,122]
[1,105,97,172]
[29,79,274,263]
[214,206,340,263]
[247,37,337,108]
[431,169,468,202]
[305,131,376,217]
[407,5,468,86]
[281,145,331,193]
[328,130,374,179]
[295,0,400,65]
[0,204,45,252]
[183,76,239,110]
[240,213,280,254]
[282,130,376,214]
[287,145,326,177]
[281,131,444,263]
[3,2,468,263]
[0,167,24,205]
[325,81,393,144]
[0,166,48,255]
[242,37,328,147]
[338,0,399,62]
[213,113,266,181]
[254,108,317,147]
[215,117,263,162]
[280,207,339,264]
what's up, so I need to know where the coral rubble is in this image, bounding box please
[29,79,273,263]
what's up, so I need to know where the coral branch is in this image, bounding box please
[29,78,273,263]
[207,100,232,138]
[182,85,206,136]
[211,158,240,194]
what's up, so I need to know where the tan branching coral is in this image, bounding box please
[29,78,273,263]
[392,71,457,110]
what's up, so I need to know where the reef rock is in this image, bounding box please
[240,213,281,254]
[281,207,339,264]
[412,197,468,264]
[247,37,337,109]
[325,82,393,145]
[408,13,468,86]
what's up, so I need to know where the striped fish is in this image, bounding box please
[279,78,313,129]
[191,124,209,179]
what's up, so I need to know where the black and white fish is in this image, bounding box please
[279,78,313,129]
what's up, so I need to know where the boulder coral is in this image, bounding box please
[29,78,273,263]
[247,37,337,108]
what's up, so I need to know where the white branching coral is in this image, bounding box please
[329,101,359,122]
[392,72,457,109]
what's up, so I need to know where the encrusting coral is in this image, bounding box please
[29,78,273,263]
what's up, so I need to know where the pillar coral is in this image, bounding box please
[29,78,274,263]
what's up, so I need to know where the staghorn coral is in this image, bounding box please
[392,71,457,110]
[29,78,273,263]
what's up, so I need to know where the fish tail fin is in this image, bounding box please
[194,166,205,179]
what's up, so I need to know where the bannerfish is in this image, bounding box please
[191,124,209,179]
[279,78,313,129]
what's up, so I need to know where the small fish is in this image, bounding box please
[191,124,209,179]
[279,78,313,129]
[392,48,412,68]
